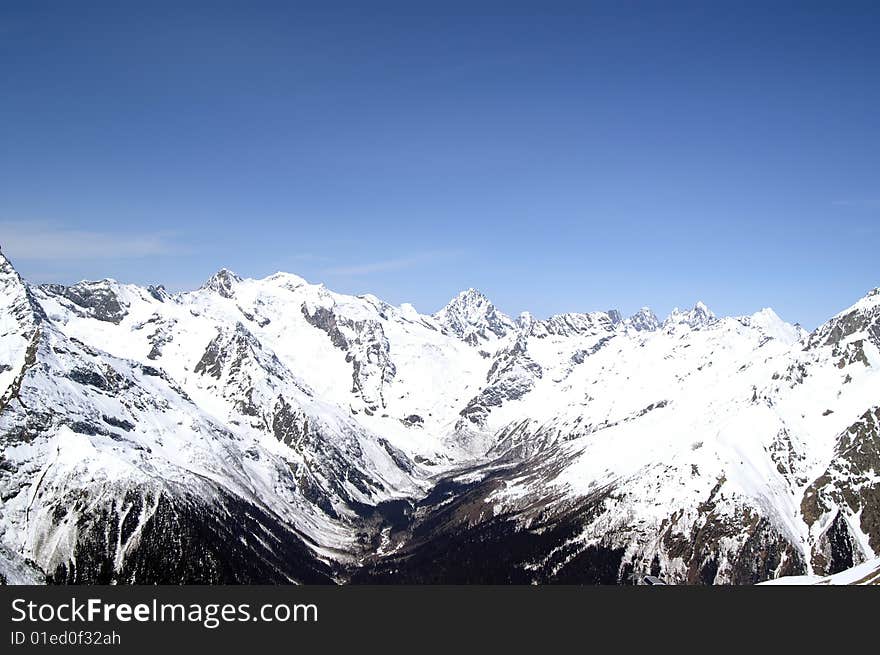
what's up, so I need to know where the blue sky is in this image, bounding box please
[1,1,878,328]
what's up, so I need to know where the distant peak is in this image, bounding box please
[146,284,168,302]
[808,286,880,350]
[214,267,240,279]
[690,300,715,321]
[743,307,804,345]
[0,249,21,278]
[0,247,46,327]
[438,288,496,314]
[824,285,880,323]
[266,270,304,282]
[203,268,242,298]
[664,301,716,329]
[264,271,308,290]
[74,277,119,288]
[626,306,661,332]
[751,307,780,320]
[0,249,31,297]
[435,287,514,344]
[840,286,880,312]
[455,287,491,303]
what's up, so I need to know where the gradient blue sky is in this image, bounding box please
[1,1,878,328]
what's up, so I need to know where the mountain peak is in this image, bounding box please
[744,307,804,344]
[0,247,18,278]
[690,300,715,324]
[441,288,494,312]
[664,301,716,329]
[264,271,308,288]
[827,286,880,320]
[626,306,661,332]
[751,307,780,321]
[435,288,514,345]
[203,268,242,298]
[808,285,880,350]
[456,287,490,303]
[0,249,44,344]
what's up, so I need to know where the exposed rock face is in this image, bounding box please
[194,323,268,389]
[301,304,350,349]
[570,335,616,365]
[146,285,167,302]
[801,407,880,574]
[40,281,129,323]
[660,506,806,585]
[459,335,542,426]
[301,303,396,410]
[144,316,175,360]
[346,320,396,411]
[808,291,880,350]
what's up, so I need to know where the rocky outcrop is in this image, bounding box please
[301,303,396,410]
[801,407,880,574]
[40,280,129,324]
[459,335,542,427]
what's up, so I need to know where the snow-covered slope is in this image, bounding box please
[1,248,877,584]
[760,556,880,585]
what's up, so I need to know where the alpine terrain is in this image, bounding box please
[0,248,878,585]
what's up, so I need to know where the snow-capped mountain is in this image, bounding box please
[663,300,716,330]
[0,247,877,585]
[434,288,516,346]
[626,307,662,332]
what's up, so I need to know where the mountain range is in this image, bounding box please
[0,248,878,584]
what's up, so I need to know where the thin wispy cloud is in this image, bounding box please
[0,221,187,260]
[322,250,465,276]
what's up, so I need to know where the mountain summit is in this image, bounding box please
[202,268,242,298]
[434,288,516,345]
[626,307,661,332]
[664,301,716,329]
